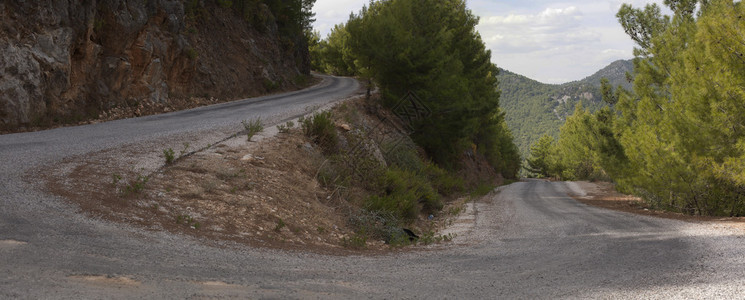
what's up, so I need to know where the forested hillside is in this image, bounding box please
[499,59,633,156]
[526,0,745,217]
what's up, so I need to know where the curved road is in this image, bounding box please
[1,76,744,298]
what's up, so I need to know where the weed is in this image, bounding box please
[301,111,338,154]
[470,182,496,197]
[111,173,122,185]
[342,231,367,249]
[201,179,219,194]
[418,231,456,245]
[122,174,149,195]
[241,118,264,141]
[277,120,295,133]
[448,205,463,216]
[277,124,289,133]
[366,167,441,221]
[179,142,190,157]
[293,74,310,86]
[316,226,325,233]
[263,78,279,91]
[176,214,201,229]
[163,148,175,164]
[274,218,286,232]
[93,18,105,32]
[185,47,198,60]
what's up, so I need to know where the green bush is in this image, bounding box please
[423,163,464,196]
[241,118,264,141]
[301,111,338,154]
[365,167,442,222]
[163,148,176,165]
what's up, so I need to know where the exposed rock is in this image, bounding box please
[0,1,310,130]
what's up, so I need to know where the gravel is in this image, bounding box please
[1,77,744,298]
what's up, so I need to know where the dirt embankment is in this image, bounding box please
[1,1,311,133]
[42,97,498,254]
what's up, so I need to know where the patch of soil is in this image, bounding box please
[569,181,745,232]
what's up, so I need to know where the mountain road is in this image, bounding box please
[1,75,743,298]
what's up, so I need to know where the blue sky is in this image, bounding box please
[312,0,667,84]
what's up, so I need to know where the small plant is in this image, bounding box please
[241,118,264,141]
[163,148,175,164]
[123,174,149,195]
[111,173,122,185]
[274,218,286,232]
[179,142,190,157]
[185,47,198,60]
[342,232,367,249]
[176,214,201,229]
[277,124,289,133]
[316,226,325,233]
[301,111,338,154]
[263,78,279,91]
[277,120,294,133]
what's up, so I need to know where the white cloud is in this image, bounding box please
[312,0,368,37]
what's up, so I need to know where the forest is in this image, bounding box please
[526,0,745,217]
[308,0,521,178]
[498,60,632,159]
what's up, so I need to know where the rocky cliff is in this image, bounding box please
[0,0,311,130]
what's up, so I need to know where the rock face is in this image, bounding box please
[0,1,310,129]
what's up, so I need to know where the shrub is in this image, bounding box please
[241,118,264,141]
[277,121,294,133]
[301,111,338,154]
[163,148,175,165]
[365,167,442,222]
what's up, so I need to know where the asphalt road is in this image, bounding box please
[1,76,744,298]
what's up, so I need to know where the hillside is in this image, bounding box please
[499,59,633,157]
[0,1,312,131]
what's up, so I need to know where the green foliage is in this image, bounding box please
[163,148,176,165]
[547,0,745,216]
[525,134,557,178]
[217,0,233,8]
[300,111,338,153]
[184,48,198,60]
[262,78,279,91]
[498,60,633,161]
[470,183,497,197]
[331,0,520,175]
[341,231,368,248]
[241,118,264,141]
[176,214,201,229]
[365,167,442,222]
[274,218,286,232]
[277,120,294,133]
[123,174,149,195]
[311,24,358,75]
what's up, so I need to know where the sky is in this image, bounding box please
[312,0,668,84]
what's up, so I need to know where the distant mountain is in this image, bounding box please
[499,59,634,158]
